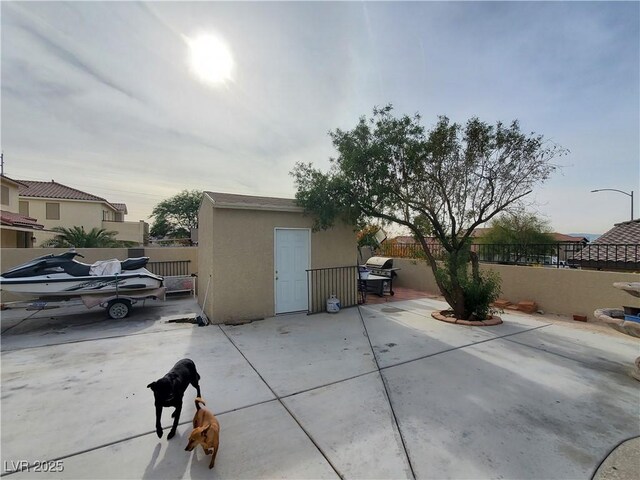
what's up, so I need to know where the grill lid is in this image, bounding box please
[365,256,394,269]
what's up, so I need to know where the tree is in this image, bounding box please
[149,190,202,239]
[480,210,556,264]
[292,105,566,320]
[41,226,136,248]
[356,225,382,248]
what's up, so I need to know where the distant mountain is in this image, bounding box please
[569,233,601,242]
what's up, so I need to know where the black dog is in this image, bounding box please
[147,358,201,439]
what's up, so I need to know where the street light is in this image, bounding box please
[590,188,634,221]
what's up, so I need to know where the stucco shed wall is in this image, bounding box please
[198,200,356,324]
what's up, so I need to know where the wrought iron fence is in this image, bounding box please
[306,266,359,314]
[146,260,191,277]
[376,243,640,271]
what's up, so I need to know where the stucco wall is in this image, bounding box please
[392,258,640,320]
[102,220,147,244]
[197,200,215,318]
[198,204,356,324]
[144,247,197,267]
[1,178,20,212]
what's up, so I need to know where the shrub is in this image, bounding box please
[460,270,502,320]
[434,245,502,320]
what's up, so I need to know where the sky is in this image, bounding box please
[1,1,638,235]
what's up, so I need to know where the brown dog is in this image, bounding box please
[184,397,220,469]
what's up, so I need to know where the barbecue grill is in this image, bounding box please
[360,256,400,296]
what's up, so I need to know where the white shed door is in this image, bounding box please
[275,229,310,314]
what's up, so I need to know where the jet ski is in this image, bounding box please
[0,250,163,298]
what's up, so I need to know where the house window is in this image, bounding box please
[46,202,60,220]
[1,185,9,205]
[19,201,29,216]
[17,231,30,248]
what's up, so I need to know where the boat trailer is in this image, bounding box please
[0,287,166,320]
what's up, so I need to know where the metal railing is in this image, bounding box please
[306,266,359,314]
[146,260,191,277]
[377,243,640,271]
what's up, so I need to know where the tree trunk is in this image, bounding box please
[448,251,470,319]
[470,251,480,282]
[415,235,455,308]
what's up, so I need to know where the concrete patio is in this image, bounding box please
[1,296,638,479]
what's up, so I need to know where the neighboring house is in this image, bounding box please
[198,192,357,324]
[386,235,417,245]
[571,219,640,271]
[550,233,589,263]
[1,174,44,248]
[17,180,148,246]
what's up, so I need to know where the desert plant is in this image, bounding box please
[41,226,137,248]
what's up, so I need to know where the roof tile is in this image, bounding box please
[0,210,44,229]
[18,180,107,202]
[572,219,640,263]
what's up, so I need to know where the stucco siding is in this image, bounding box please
[197,199,215,317]
[102,220,147,244]
[24,199,105,245]
[198,200,357,324]
[1,180,20,212]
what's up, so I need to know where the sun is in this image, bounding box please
[187,33,234,85]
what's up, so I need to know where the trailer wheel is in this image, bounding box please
[107,299,131,319]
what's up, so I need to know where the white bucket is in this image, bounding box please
[327,294,341,313]
[359,266,370,279]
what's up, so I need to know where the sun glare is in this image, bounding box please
[187,34,234,85]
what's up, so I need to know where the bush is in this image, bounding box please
[433,245,502,320]
[460,270,501,320]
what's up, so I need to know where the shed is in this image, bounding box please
[198,192,357,324]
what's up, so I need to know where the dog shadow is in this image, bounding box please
[142,430,191,480]
[188,447,221,480]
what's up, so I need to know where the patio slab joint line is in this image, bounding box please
[356,305,417,480]
[0,396,289,477]
[0,326,197,353]
[378,323,553,373]
[215,324,346,480]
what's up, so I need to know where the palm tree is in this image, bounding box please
[41,226,136,248]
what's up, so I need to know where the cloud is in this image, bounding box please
[2,1,637,232]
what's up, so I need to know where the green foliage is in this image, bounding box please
[292,105,565,319]
[480,210,556,263]
[433,245,501,320]
[481,211,555,244]
[41,226,136,248]
[460,270,502,320]
[150,190,202,238]
[356,225,381,248]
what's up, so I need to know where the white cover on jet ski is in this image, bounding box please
[90,259,122,276]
